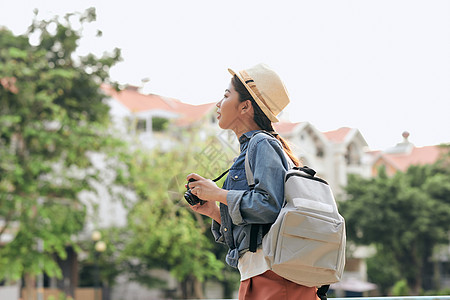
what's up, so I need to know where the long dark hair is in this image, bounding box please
[231,75,300,167]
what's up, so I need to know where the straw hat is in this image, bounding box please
[228,63,290,123]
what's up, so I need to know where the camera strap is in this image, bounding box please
[212,169,230,182]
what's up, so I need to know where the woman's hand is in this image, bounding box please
[189,199,221,223]
[186,173,228,222]
[186,173,224,202]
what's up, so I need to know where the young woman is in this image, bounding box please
[186,64,319,300]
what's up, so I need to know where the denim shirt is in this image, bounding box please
[211,130,290,268]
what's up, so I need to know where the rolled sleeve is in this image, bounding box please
[211,220,225,244]
[226,189,247,225]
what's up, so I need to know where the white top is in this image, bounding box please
[238,248,271,281]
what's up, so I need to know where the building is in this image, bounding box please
[370,131,445,177]
[274,122,370,196]
[102,84,217,150]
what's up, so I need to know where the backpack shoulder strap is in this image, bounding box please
[244,131,293,187]
[244,150,255,188]
[244,130,271,188]
[244,131,292,253]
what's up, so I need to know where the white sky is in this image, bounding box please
[1,0,449,150]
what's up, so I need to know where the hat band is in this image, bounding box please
[240,70,274,115]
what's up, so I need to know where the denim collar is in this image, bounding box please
[238,130,262,145]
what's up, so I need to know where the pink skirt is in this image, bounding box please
[238,270,319,300]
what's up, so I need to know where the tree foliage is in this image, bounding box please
[117,133,239,298]
[0,8,123,281]
[340,146,450,294]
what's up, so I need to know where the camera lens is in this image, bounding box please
[184,179,204,205]
[184,191,198,206]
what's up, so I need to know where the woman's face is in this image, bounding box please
[216,81,242,130]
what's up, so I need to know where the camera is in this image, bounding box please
[184,178,205,206]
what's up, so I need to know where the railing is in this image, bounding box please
[198,298,450,300]
[331,297,450,300]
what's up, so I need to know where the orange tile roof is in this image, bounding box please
[273,122,302,134]
[377,145,445,172]
[101,84,216,126]
[101,84,175,112]
[174,102,216,126]
[366,150,382,158]
[323,127,352,143]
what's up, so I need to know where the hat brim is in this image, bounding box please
[228,68,279,123]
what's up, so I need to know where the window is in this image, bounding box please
[136,119,147,133]
[316,147,324,158]
[152,117,169,132]
[345,143,360,165]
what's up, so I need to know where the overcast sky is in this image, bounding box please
[1,0,449,150]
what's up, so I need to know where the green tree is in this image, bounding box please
[365,249,401,295]
[0,8,125,296]
[340,147,450,294]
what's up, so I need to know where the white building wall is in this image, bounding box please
[78,152,137,234]
[105,98,131,135]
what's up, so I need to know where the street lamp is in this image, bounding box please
[95,240,107,253]
[91,231,106,300]
[91,231,101,243]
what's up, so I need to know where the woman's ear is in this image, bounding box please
[240,99,253,115]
